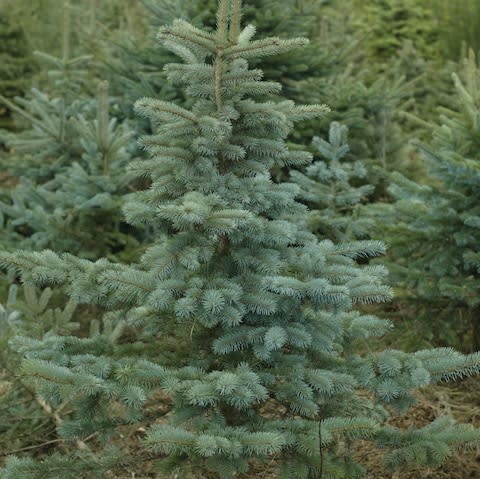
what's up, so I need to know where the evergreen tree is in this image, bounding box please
[291,121,374,241]
[352,0,439,66]
[290,23,423,200]
[109,0,414,203]
[0,8,93,182]
[2,2,480,478]
[3,0,134,62]
[428,0,480,61]
[106,0,419,203]
[367,50,480,350]
[106,0,354,142]
[349,0,444,141]
[0,9,142,261]
[0,284,77,458]
[0,81,140,260]
[0,6,33,130]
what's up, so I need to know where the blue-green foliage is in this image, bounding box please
[111,0,340,102]
[294,45,419,201]
[0,451,120,479]
[0,54,140,259]
[368,50,480,347]
[0,284,80,471]
[110,0,414,202]
[1,2,480,478]
[0,34,93,178]
[108,0,356,145]
[291,121,374,241]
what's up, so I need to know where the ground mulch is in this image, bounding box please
[357,376,480,479]
[108,378,480,478]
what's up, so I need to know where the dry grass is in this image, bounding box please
[104,379,480,478]
[1,374,479,477]
[355,377,480,479]
[0,171,18,188]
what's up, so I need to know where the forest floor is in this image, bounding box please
[102,377,480,478]
[358,376,480,479]
[0,171,17,188]
[1,374,479,478]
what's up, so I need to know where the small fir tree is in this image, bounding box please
[0,6,33,130]
[293,40,418,199]
[348,0,444,146]
[368,50,480,349]
[0,284,77,456]
[291,121,374,241]
[0,9,142,260]
[0,16,92,182]
[2,2,480,478]
[109,0,416,206]
[0,81,140,260]
[429,0,480,61]
[108,0,417,202]
[106,0,354,142]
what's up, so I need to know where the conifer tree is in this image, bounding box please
[291,31,418,199]
[428,0,480,61]
[0,12,141,260]
[0,7,33,130]
[352,0,439,66]
[107,0,354,142]
[108,0,416,201]
[291,121,374,241]
[4,0,123,61]
[109,0,414,204]
[0,80,140,260]
[368,50,480,349]
[2,2,480,478]
[0,284,78,458]
[348,0,443,149]
[0,7,92,182]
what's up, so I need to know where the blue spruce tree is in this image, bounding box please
[367,50,480,349]
[108,0,415,203]
[291,121,374,242]
[0,80,140,260]
[0,11,141,260]
[1,2,480,478]
[0,4,92,182]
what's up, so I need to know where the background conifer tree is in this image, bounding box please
[0,81,140,260]
[0,4,93,182]
[352,0,439,65]
[0,284,79,460]
[2,2,480,478]
[0,6,33,131]
[0,6,142,261]
[291,121,374,241]
[427,0,480,61]
[367,50,480,350]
